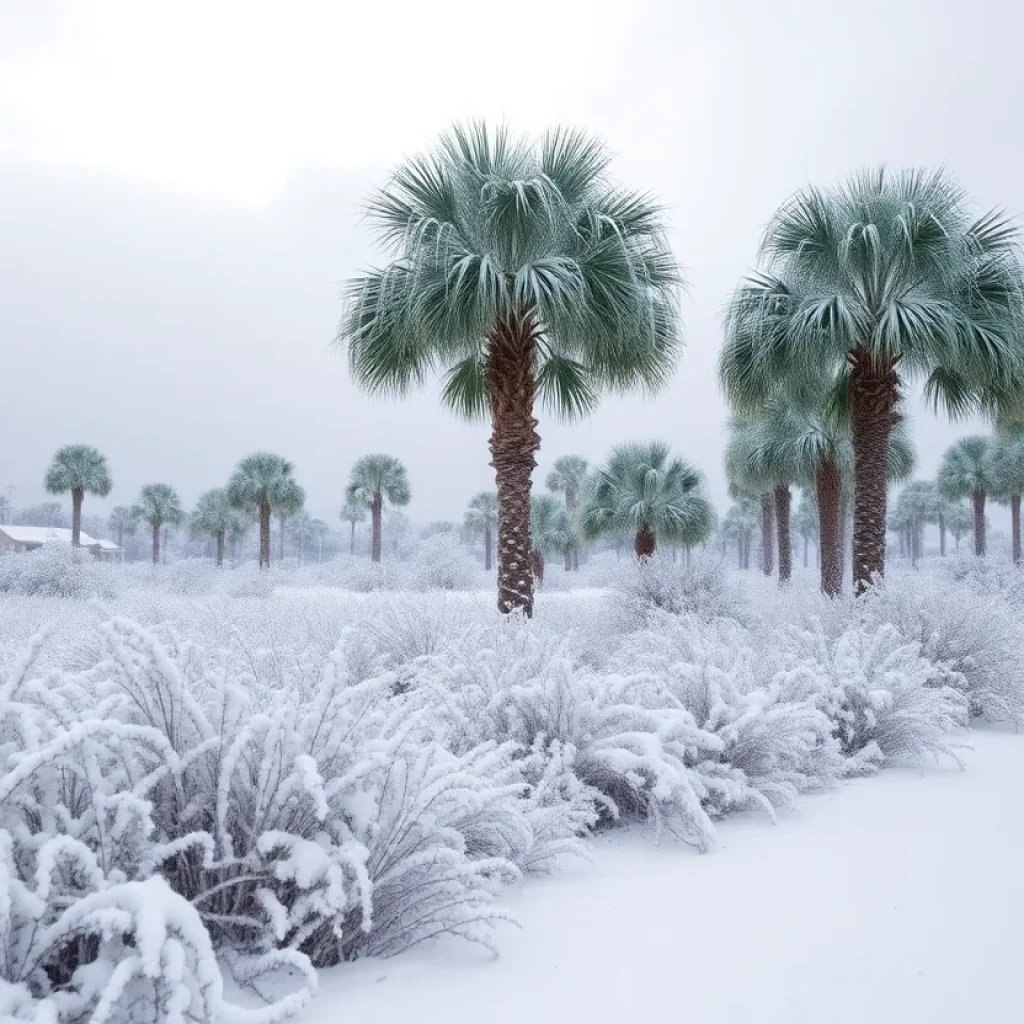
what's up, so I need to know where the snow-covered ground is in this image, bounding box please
[309,727,1022,1024]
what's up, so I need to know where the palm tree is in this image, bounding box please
[274,479,306,562]
[108,505,138,552]
[308,518,330,563]
[990,432,1024,563]
[722,169,1024,592]
[226,453,301,569]
[340,503,366,555]
[581,441,715,559]
[43,445,112,548]
[464,491,499,571]
[721,497,760,569]
[890,481,939,564]
[191,488,246,567]
[546,455,589,571]
[938,436,998,556]
[345,455,410,563]
[947,500,973,553]
[530,494,573,581]
[132,484,184,565]
[338,124,681,615]
[792,490,818,569]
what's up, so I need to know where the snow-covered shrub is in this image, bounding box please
[406,533,479,592]
[0,546,116,600]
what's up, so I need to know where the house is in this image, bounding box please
[0,525,122,560]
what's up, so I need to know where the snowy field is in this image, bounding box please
[2,545,1023,1022]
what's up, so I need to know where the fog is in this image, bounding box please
[1,0,1017,525]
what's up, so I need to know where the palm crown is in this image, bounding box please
[581,441,715,557]
[545,456,590,500]
[346,455,411,508]
[530,494,573,554]
[191,488,247,539]
[133,484,184,527]
[227,453,300,511]
[938,436,998,500]
[464,491,498,533]
[44,444,112,497]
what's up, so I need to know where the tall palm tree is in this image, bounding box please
[990,432,1024,563]
[346,455,410,563]
[226,452,302,569]
[274,478,306,562]
[43,444,112,548]
[581,441,715,559]
[464,491,499,571]
[107,505,138,552]
[938,436,998,556]
[338,123,681,615]
[722,169,1024,592]
[191,488,246,567]
[339,503,366,555]
[546,455,589,570]
[132,484,184,565]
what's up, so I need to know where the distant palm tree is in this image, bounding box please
[990,432,1024,563]
[274,478,306,562]
[132,484,184,564]
[107,505,138,552]
[546,455,589,571]
[43,444,112,548]
[338,123,681,615]
[723,169,1024,591]
[530,494,573,582]
[191,488,246,567]
[721,497,760,569]
[308,518,330,563]
[340,503,367,555]
[890,481,940,564]
[226,452,301,569]
[581,441,715,559]
[464,491,498,570]
[938,436,998,556]
[346,455,410,563]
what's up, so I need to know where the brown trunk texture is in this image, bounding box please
[972,491,986,557]
[71,487,83,549]
[370,494,383,563]
[484,526,493,571]
[1013,494,1021,565]
[530,548,544,584]
[216,530,225,568]
[816,456,843,598]
[259,499,271,569]
[487,318,540,616]
[760,494,775,576]
[848,348,898,593]
[151,522,160,565]
[634,524,656,560]
[774,484,792,584]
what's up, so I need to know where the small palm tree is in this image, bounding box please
[226,452,301,569]
[792,490,818,569]
[308,518,330,563]
[132,484,184,564]
[723,169,1024,592]
[990,432,1024,563]
[274,478,306,562]
[938,436,998,556]
[340,503,367,555]
[546,455,589,571]
[43,444,112,548]
[464,491,499,570]
[530,494,573,581]
[581,441,715,558]
[107,505,138,552]
[191,488,246,567]
[947,500,974,553]
[721,497,760,569]
[338,123,681,615]
[345,455,410,562]
[891,481,940,564]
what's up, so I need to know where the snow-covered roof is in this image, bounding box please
[95,538,121,551]
[0,525,100,547]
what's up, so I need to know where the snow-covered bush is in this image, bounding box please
[0,546,117,600]
[406,533,480,592]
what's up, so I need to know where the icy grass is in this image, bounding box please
[1,550,1022,1022]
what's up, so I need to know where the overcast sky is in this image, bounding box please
[0,0,1015,527]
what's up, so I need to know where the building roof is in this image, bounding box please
[95,538,122,551]
[0,525,101,547]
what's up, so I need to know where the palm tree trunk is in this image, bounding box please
[71,487,84,548]
[848,348,898,593]
[1013,494,1021,565]
[803,535,809,568]
[216,530,225,568]
[816,455,843,597]
[972,490,986,556]
[774,484,792,584]
[939,512,946,557]
[349,520,356,555]
[484,526,493,571]
[259,499,271,569]
[117,524,124,549]
[530,548,544,584]
[370,494,383,562]
[151,522,160,565]
[573,546,580,571]
[635,524,656,559]
[760,494,774,576]
[278,514,286,562]
[564,546,572,571]
[487,318,540,616]
[737,537,744,569]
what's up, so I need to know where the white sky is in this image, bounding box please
[0,0,1014,526]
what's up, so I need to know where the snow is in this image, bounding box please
[304,727,1023,1024]
[0,525,100,546]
